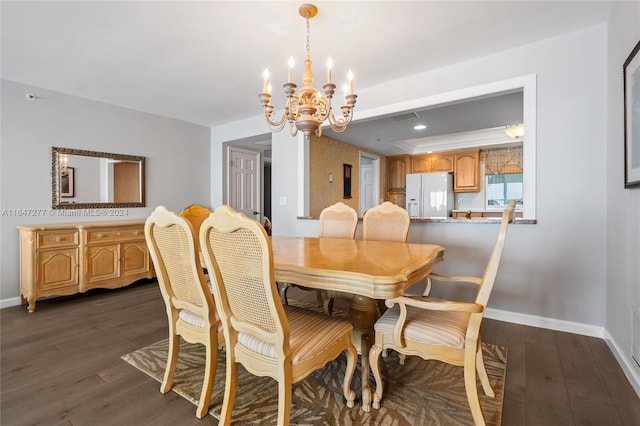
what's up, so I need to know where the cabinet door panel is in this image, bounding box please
[387,191,406,208]
[430,154,454,172]
[121,242,150,276]
[388,156,409,190]
[37,248,79,290]
[412,155,431,174]
[87,245,119,283]
[454,150,480,192]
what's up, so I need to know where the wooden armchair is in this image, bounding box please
[144,206,223,419]
[279,201,358,309]
[199,206,357,425]
[369,200,516,425]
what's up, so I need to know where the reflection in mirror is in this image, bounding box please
[51,147,145,209]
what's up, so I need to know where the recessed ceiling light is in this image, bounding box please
[414,124,427,130]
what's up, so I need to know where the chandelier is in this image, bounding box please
[60,155,69,176]
[258,4,357,138]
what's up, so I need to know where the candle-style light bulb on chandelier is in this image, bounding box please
[258,3,357,138]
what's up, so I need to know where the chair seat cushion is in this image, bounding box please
[375,304,470,348]
[237,306,353,364]
[178,309,221,331]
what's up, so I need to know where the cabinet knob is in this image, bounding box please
[117,232,122,236]
[53,236,61,242]
[96,233,103,239]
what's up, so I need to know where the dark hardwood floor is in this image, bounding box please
[2,281,639,425]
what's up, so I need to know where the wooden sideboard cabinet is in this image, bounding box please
[18,221,154,312]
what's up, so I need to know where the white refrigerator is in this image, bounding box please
[405,172,454,218]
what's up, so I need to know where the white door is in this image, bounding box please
[359,153,380,216]
[228,146,261,221]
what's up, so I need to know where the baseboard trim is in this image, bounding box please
[486,307,640,398]
[1,297,21,309]
[485,307,605,337]
[604,329,640,398]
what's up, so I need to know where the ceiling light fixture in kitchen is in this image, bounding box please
[505,124,524,139]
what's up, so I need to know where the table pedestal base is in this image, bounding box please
[327,291,379,412]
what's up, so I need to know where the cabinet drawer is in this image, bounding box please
[87,227,145,244]
[37,230,79,248]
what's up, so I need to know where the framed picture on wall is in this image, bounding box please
[343,164,352,199]
[61,167,75,198]
[624,40,640,188]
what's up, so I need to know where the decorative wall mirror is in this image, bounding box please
[51,147,145,209]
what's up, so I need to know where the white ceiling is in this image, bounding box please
[1,1,615,153]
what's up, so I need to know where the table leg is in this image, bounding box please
[347,294,378,412]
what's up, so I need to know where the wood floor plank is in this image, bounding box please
[569,394,623,425]
[555,331,612,402]
[501,396,526,426]
[525,331,574,425]
[2,281,639,425]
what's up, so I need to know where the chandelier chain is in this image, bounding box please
[305,13,311,57]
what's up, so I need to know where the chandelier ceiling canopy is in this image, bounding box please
[258,4,357,138]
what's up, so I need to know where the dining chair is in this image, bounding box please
[318,201,359,239]
[179,204,214,250]
[199,205,357,426]
[369,200,516,425]
[362,201,410,243]
[361,201,411,352]
[278,201,358,308]
[144,206,224,419]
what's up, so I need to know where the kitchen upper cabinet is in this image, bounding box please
[412,153,454,173]
[454,149,480,192]
[386,154,412,207]
[430,153,454,172]
[412,155,431,174]
[387,155,411,190]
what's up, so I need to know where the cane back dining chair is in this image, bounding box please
[369,200,516,425]
[179,204,214,250]
[361,201,411,335]
[144,206,224,419]
[362,201,410,243]
[199,205,357,426]
[278,201,358,308]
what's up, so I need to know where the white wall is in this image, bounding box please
[606,1,640,383]
[0,79,211,302]
[212,25,609,325]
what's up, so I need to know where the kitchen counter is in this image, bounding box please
[297,216,536,224]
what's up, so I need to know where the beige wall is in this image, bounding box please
[309,135,386,217]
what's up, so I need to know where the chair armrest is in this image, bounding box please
[385,295,484,314]
[428,272,483,286]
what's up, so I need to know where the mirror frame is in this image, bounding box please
[51,146,146,209]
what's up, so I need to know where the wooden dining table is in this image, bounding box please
[270,236,445,411]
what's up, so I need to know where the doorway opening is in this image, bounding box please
[223,135,272,227]
[359,153,380,216]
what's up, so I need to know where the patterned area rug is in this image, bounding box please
[122,302,506,425]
